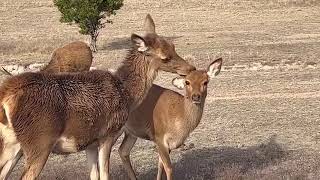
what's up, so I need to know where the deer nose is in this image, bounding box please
[191,94,201,102]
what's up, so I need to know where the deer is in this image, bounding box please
[0,14,195,180]
[0,41,93,180]
[115,58,222,180]
[0,41,93,76]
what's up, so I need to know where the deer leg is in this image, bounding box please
[98,137,113,180]
[0,125,21,180]
[86,144,99,180]
[156,156,164,180]
[0,148,22,180]
[98,131,122,180]
[156,143,172,180]
[21,146,52,180]
[118,131,137,180]
[0,124,19,169]
[19,132,56,180]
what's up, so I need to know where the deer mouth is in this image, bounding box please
[192,100,202,104]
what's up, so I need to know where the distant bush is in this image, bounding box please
[54,0,124,52]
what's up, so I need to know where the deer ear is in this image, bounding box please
[131,34,148,52]
[207,58,222,79]
[144,14,156,34]
[172,77,185,90]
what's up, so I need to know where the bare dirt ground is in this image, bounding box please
[1,0,320,179]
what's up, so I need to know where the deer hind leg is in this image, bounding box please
[98,137,114,180]
[98,130,123,180]
[156,156,164,180]
[0,149,22,180]
[156,143,172,180]
[19,130,58,180]
[21,142,53,180]
[0,124,21,176]
[118,130,137,180]
[86,144,99,180]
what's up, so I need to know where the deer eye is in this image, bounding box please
[185,80,190,86]
[203,81,208,86]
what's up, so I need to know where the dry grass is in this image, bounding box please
[1,0,320,67]
[261,0,320,6]
[10,136,320,180]
[0,38,79,56]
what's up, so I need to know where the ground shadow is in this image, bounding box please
[102,36,183,51]
[138,136,286,180]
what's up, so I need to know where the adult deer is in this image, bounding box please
[0,14,195,180]
[1,41,92,75]
[0,41,93,180]
[117,58,222,180]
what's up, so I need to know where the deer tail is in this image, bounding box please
[0,67,12,76]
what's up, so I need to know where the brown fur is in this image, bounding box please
[0,109,6,125]
[0,14,195,180]
[2,70,127,150]
[0,135,3,157]
[117,58,222,180]
[1,41,92,76]
[42,41,92,73]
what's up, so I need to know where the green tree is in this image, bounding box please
[54,0,123,52]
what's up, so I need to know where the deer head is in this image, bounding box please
[130,14,195,76]
[172,58,222,104]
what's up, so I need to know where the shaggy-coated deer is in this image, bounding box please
[117,58,222,180]
[1,41,92,75]
[43,41,92,73]
[0,41,93,179]
[0,14,195,180]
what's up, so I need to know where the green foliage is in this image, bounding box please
[54,0,123,35]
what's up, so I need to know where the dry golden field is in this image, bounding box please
[1,0,320,179]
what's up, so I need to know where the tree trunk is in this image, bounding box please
[87,21,99,52]
[90,33,98,52]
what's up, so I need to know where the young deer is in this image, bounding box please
[0,14,195,180]
[0,41,93,180]
[1,41,92,75]
[118,58,222,180]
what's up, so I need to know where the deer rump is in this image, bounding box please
[0,41,92,76]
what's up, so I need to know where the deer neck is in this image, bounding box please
[115,49,158,111]
[182,97,205,132]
